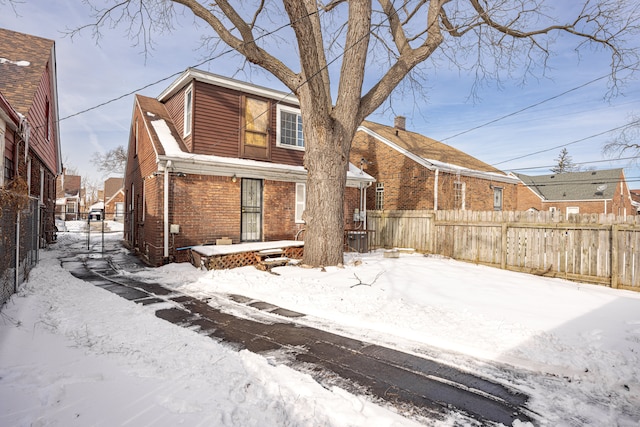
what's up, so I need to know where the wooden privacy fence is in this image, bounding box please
[367,210,640,292]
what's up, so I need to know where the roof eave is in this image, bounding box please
[357,125,519,184]
[157,68,299,105]
[156,154,374,187]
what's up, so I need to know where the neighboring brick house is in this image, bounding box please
[515,168,635,217]
[350,117,519,212]
[103,177,124,220]
[125,68,374,266]
[55,171,82,220]
[0,28,62,303]
[630,189,640,214]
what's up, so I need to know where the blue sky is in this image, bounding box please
[1,1,639,188]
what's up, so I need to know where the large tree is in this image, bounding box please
[82,0,639,267]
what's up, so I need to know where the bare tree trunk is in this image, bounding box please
[302,123,350,266]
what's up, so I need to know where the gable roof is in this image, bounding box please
[158,68,299,106]
[104,177,124,199]
[0,28,54,115]
[135,94,373,187]
[516,169,625,201]
[63,175,81,198]
[358,120,518,184]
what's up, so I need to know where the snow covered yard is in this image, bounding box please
[1,223,640,426]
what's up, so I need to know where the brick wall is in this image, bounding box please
[351,131,517,211]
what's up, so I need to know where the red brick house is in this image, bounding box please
[515,168,635,217]
[103,177,124,221]
[54,171,82,220]
[124,68,374,266]
[350,117,519,212]
[0,28,62,303]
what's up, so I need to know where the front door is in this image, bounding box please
[241,178,263,241]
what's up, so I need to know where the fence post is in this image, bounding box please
[501,222,507,270]
[611,224,619,289]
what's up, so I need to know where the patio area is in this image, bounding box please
[189,240,304,270]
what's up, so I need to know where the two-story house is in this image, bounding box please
[350,117,519,212]
[125,68,374,266]
[55,170,82,220]
[0,28,62,304]
[515,168,635,217]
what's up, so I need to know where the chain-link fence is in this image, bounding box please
[1,198,40,307]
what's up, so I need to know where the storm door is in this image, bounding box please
[241,178,263,241]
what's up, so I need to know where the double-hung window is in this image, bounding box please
[277,105,304,149]
[295,183,305,223]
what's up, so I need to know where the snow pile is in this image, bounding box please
[2,225,640,425]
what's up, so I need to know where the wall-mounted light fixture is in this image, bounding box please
[176,172,187,178]
[232,174,237,183]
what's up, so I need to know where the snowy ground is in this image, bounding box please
[1,221,640,426]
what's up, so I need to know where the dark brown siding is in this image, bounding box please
[164,83,192,151]
[192,81,241,157]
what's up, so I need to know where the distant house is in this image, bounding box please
[515,168,635,217]
[629,189,640,214]
[55,170,81,220]
[124,68,374,266]
[349,117,519,212]
[0,28,62,303]
[103,177,124,221]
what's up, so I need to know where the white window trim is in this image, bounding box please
[184,85,193,137]
[276,104,304,151]
[295,182,305,223]
[493,186,503,211]
[375,182,384,210]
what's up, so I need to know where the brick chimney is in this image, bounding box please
[394,115,406,131]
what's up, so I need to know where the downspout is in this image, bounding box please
[15,212,20,292]
[164,160,172,260]
[433,169,439,211]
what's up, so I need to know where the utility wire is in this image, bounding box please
[493,122,633,166]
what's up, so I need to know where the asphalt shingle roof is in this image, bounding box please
[360,120,507,175]
[0,28,54,115]
[516,169,624,201]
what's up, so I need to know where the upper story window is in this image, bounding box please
[184,86,193,137]
[277,105,304,150]
[244,97,268,147]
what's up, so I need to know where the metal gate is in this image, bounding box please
[241,178,262,242]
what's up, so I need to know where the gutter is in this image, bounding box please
[156,155,374,188]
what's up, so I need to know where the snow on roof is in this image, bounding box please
[149,118,375,184]
[150,119,182,156]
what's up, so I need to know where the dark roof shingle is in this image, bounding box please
[516,169,624,201]
[0,28,54,115]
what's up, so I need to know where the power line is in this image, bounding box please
[492,122,633,166]
[59,8,318,122]
[441,61,639,143]
[509,155,639,172]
